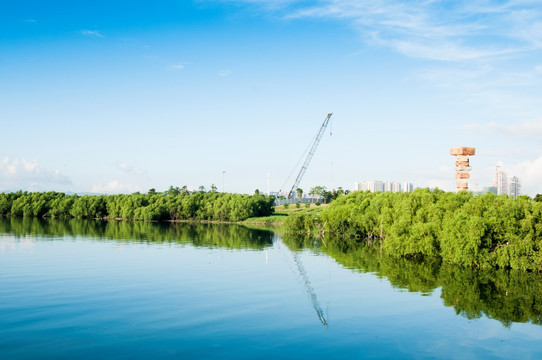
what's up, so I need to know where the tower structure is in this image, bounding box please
[450,147,475,192]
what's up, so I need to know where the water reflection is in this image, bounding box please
[282,233,542,327]
[2,218,541,328]
[0,218,274,250]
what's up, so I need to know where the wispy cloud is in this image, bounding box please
[116,161,143,175]
[168,64,185,70]
[463,119,542,138]
[91,181,141,194]
[284,0,541,62]
[218,0,541,63]
[218,69,232,77]
[81,30,105,38]
[417,62,542,121]
[0,157,71,191]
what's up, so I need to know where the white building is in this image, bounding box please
[368,180,383,192]
[355,180,408,193]
[354,180,383,192]
[497,171,508,195]
[384,181,392,192]
[508,176,520,199]
[402,182,414,193]
[354,181,367,191]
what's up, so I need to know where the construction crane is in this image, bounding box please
[287,113,333,199]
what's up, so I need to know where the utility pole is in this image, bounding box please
[222,171,226,193]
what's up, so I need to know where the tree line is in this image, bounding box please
[0,187,275,222]
[284,189,542,271]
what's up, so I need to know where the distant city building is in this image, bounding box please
[354,181,382,192]
[497,170,508,195]
[368,180,383,193]
[355,180,410,193]
[508,176,521,199]
[384,181,392,192]
[483,186,497,195]
[491,165,520,198]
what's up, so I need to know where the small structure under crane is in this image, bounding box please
[287,113,333,199]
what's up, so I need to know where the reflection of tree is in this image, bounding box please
[282,233,542,327]
[0,218,274,250]
[440,267,542,326]
[280,233,319,252]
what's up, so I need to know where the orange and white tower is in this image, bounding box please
[450,147,475,192]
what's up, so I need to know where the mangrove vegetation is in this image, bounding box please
[0,188,275,222]
[284,189,542,271]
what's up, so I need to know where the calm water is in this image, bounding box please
[1,218,542,359]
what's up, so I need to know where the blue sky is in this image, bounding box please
[1,0,542,195]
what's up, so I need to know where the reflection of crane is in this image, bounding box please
[293,252,328,326]
[287,113,333,199]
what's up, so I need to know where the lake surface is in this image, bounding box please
[1,218,542,359]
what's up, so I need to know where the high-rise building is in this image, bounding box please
[508,176,520,199]
[497,171,508,195]
[355,180,406,193]
[402,182,413,193]
[354,182,367,191]
[384,181,392,192]
[366,180,383,192]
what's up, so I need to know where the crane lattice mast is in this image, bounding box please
[287,113,332,199]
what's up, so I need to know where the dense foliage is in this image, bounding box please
[283,189,542,270]
[0,189,275,222]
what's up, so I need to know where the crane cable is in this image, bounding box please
[278,125,321,196]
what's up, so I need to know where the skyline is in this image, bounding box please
[1,1,542,196]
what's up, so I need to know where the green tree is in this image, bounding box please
[166,186,180,196]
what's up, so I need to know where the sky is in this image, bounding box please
[1,0,542,196]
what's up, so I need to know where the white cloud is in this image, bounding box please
[214,1,542,121]
[168,64,185,70]
[0,157,71,191]
[218,69,232,77]
[91,181,141,194]
[81,30,105,38]
[222,0,541,63]
[116,161,143,175]
[507,156,542,195]
[463,119,542,138]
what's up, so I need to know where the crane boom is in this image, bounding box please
[293,252,327,326]
[287,113,332,199]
